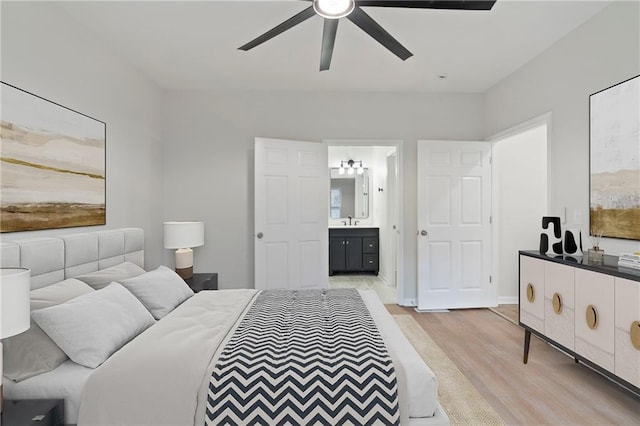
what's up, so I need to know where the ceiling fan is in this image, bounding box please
[239,0,497,71]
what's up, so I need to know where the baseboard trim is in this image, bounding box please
[498,296,518,305]
[414,308,450,313]
[398,298,416,307]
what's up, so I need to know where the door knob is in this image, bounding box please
[420,230,428,236]
[256,232,263,239]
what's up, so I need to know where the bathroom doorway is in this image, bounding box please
[326,140,403,305]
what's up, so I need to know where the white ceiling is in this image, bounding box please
[57,0,612,93]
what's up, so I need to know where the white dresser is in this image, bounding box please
[519,251,640,394]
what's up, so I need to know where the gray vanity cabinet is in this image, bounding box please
[329,228,379,275]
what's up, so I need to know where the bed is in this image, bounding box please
[0,228,449,425]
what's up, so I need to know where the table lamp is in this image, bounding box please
[1,268,31,413]
[163,221,205,279]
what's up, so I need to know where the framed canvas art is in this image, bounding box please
[589,75,640,240]
[0,82,106,232]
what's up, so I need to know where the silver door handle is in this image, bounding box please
[420,230,428,236]
[257,232,263,239]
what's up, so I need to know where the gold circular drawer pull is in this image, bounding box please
[552,292,563,314]
[631,321,640,350]
[586,305,598,330]
[526,283,535,303]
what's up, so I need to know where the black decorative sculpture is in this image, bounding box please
[540,216,563,255]
[563,229,583,255]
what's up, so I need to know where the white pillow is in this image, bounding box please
[31,282,156,368]
[118,265,194,320]
[74,261,146,290]
[3,278,94,382]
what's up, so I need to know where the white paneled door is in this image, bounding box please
[254,138,328,290]
[417,140,493,310]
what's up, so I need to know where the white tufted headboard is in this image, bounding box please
[0,228,144,290]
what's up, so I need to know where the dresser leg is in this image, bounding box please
[523,329,531,364]
[574,358,579,364]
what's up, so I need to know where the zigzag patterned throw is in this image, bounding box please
[205,289,400,426]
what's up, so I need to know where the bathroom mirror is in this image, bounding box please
[329,168,369,219]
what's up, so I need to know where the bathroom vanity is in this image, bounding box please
[329,227,379,275]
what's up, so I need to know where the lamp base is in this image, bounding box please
[174,248,194,280]
[175,266,193,280]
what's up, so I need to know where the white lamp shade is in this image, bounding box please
[1,268,31,339]
[163,221,205,249]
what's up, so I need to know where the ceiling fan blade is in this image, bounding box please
[347,7,412,61]
[238,6,316,51]
[320,19,339,71]
[356,1,496,10]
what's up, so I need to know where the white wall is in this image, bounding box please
[1,2,166,267]
[167,2,639,296]
[485,1,640,256]
[495,124,548,303]
[163,91,485,297]
[6,1,636,303]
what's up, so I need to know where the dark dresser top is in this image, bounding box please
[520,250,640,282]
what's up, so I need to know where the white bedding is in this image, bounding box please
[360,290,439,420]
[78,289,258,425]
[4,360,93,424]
[77,289,445,426]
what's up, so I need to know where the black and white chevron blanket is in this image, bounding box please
[205,289,400,425]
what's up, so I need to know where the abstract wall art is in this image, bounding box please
[589,75,640,240]
[0,82,106,232]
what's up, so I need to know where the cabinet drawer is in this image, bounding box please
[363,254,378,271]
[615,277,640,388]
[575,269,614,372]
[363,238,378,254]
[544,262,575,351]
[520,255,545,333]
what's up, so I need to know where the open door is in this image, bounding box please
[417,140,493,310]
[254,138,328,290]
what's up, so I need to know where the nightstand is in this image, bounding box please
[184,273,218,292]
[1,399,64,426]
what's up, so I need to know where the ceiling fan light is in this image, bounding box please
[313,0,355,19]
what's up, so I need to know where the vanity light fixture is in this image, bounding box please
[338,159,363,176]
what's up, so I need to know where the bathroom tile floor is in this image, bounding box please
[328,274,397,304]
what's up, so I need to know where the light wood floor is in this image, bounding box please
[490,304,519,324]
[386,305,640,425]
